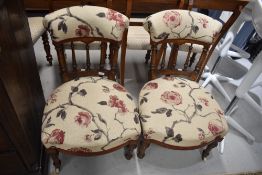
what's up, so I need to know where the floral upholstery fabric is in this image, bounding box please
[42,77,140,153]
[143,10,222,43]
[43,6,129,42]
[139,77,228,147]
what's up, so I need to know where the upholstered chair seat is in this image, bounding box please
[127,25,151,50]
[42,77,141,153]
[139,77,228,148]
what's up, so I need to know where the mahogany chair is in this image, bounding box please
[41,6,141,172]
[120,0,186,85]
[28,17,53,65]
[137,9,229,160]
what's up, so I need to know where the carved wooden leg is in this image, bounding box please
[124,143,137,160]
[48,148,61,173]
[137,139,150,159]
[145,50,151,64]
[202,138,223,160]
[42,31,53,66]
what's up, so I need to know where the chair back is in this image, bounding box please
[143,10,222,81]
[44,5,129,82]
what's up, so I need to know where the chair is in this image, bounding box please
[137,9,229,160]
[119,0,189,85]
[28,17,53,65]
[41,6,141,172]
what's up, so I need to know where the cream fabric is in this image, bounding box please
[42,77,140,153]
[63,41,101,50]
[144,10,222,43]
[43,6,129,42]
[139,77,228,147]
[127,26,151,50]
[28,17,45,44]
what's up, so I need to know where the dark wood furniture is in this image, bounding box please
[0,0,46,174]
[24,0,249,14]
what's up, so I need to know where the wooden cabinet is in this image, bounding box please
[0,0,46,174]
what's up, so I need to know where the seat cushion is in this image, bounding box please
[139,77,228,148]
[42,77,141,153]
[43,6,129,42]
[144,10,222,43]
[127,26,151,50]
[28,17,45,44]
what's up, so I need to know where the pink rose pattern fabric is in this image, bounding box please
[139,77,228,146]
[42,77,140,153]
[163,11,182,28]
[143,10,222,43]
[44,6,129,41]
[161,91,182,105]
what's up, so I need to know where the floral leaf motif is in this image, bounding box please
[134,115,139,124]
[166,109,172,117]
[154,32,169,40]
[97,12,106,18]
[58,20,67,33]
[140,97,148,105]
[56,109,66,120]
[102,85,110,93]
[91,129,100,133]
[192,25,199,34]
[134,108,139,113]
[197,128,204,132]
[45,123,55,128]
[141,115,151,118]
[143,92,150,96]
[97,114,107,125]
[140,99,144,105]
[173,134,182,142]
[98,101,107,105]
[152,107,167,114]
[47,117,51,124]
[126,94,133,100]
[58,21,63,31]
[94,132,102,140]
[96,27,104,37]
[62,23,68,33]
[165,127,174,137]
[78,89,87,96]
[196,104,202,111]
[140,117,147,122]
[71,86,78,92]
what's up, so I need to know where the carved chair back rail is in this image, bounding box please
[53,38,120,82]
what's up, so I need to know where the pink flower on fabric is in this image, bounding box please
[198,97,209,106]
[208,121,224,135]
[113,84,127,92]
[198,18,209,28]
[161,91,182,105]
[106,9,125,30]
[75,112,92,127]
[75,25,91,37]
[163,11,182,28]
[46,129,65,144]
[108,95,129,113]
[143,82,158,90]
